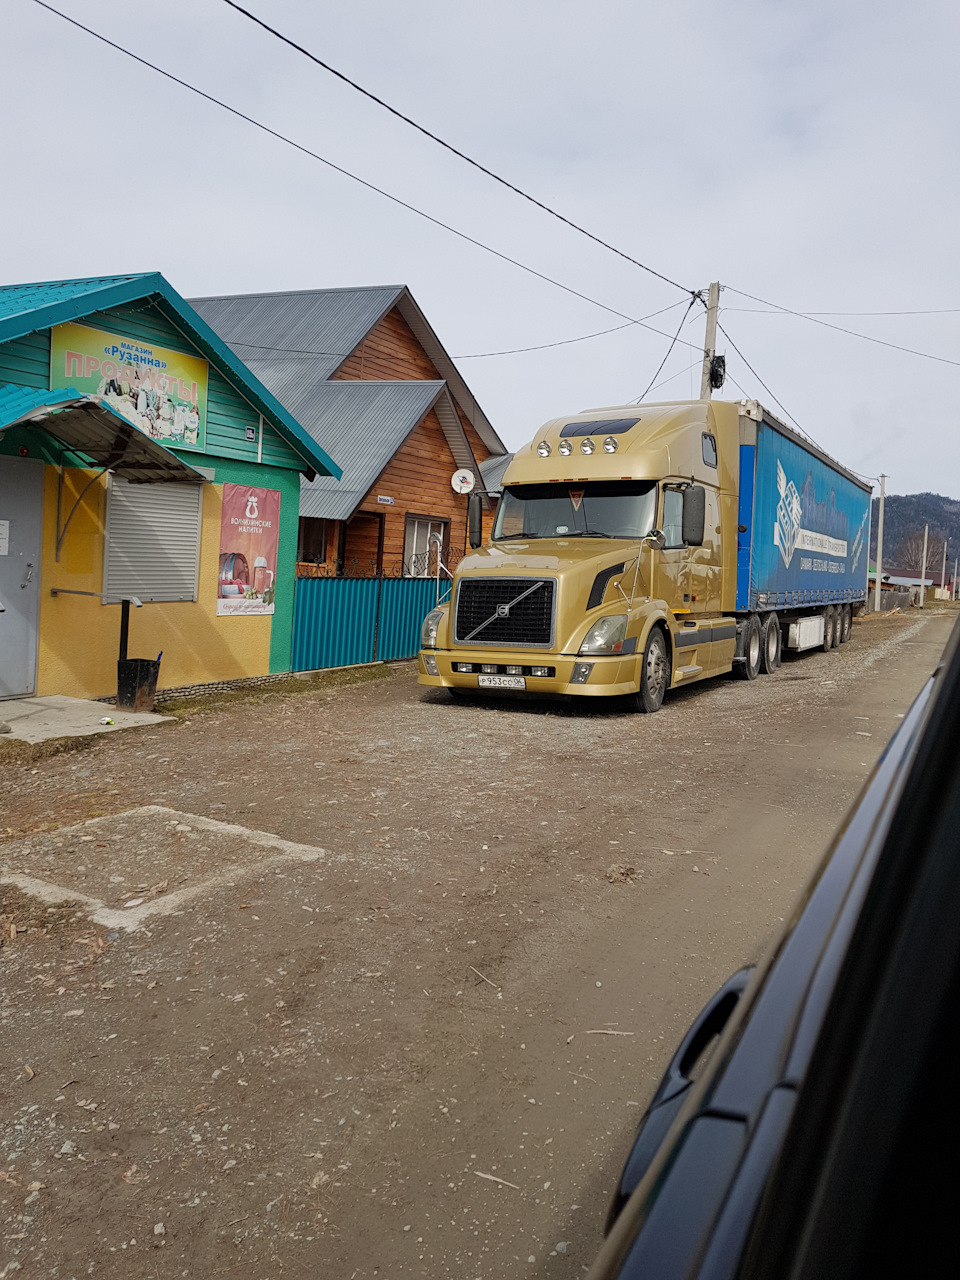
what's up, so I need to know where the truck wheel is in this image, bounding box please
[822,607,836,651]
[739,615,762,680]
[761,613,781,673]
[633,627,670,713]
[839,605,852,643]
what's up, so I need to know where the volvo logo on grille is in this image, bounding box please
[496,604,511,617]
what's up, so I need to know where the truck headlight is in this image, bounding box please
[421,607,446,649]
[579,614,628,655]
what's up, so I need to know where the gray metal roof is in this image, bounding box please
[190,285,402,383]
[188,284,506,457]
[279,379,446,522]
[478,452,514,495]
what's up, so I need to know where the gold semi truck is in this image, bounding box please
[418,398,871,712]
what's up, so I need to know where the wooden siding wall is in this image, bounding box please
[332,308,437,382]
[295,301,503,575]
[332,305,494,470]
[356,410,470,566]
[342,512,382,573]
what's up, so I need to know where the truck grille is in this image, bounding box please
[454,578,556,648]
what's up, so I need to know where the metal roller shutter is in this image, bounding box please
[103,476,203,603]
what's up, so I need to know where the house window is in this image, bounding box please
[662,489,684,548]
[298,517,327,564]
[403,516,448,577]
[102,475,203,603]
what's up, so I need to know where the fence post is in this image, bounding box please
[372,574,384,661]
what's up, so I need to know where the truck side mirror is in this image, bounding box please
[682,486,705,546]
[468,492,483,548]
[644,529,666,551]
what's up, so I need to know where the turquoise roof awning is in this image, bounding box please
[0,273,342,482]
[0,383,208,484]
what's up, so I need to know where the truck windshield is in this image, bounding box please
[492,481,658,541]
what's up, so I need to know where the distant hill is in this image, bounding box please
[869,492,960,570]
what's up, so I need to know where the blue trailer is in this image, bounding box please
[735,403,871,651]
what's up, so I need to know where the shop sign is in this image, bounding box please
[217,483,280,616]
[50,321,208,452]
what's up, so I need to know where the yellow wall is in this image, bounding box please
[38,466,273,699]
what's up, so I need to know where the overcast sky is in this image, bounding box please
[3,0,958,496]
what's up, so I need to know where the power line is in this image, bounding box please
[30,0,705,355]
[643,358,704,398]
[715,319,804,433]
[218,1,960,369]
[228,341,349,357]
[725,305,960,317]
[634,298,700,402]
[219,0,696,298]
[197,302,689,361]
[725,287,960,368]
[453,300,688,358]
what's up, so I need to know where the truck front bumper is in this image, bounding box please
[418,649,640,697]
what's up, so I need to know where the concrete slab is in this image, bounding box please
[0,694,171,743]
[0,805,331,931]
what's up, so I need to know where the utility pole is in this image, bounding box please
[700,282,720,401]
[954,556,958,602]
[941,537,948,599]
[919,523,929,607]
[873,474,886,613]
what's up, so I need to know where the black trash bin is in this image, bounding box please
[117,658,160,712]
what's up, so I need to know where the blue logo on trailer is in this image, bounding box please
[742,424,870,608]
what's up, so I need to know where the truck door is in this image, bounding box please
[657,488,687,607]
[686,488,722,613]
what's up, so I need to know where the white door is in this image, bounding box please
[0,458,44,698]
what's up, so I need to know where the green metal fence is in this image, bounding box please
[291,575,440,671]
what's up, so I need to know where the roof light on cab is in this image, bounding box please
[537,440,552,457]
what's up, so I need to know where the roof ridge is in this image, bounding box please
[189,284,405,303]
[0,273,154,292]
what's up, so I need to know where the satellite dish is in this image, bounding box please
[451,468,476,494]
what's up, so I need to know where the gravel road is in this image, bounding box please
[0,609,952,1279]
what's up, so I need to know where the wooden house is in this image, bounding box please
[191,286,507,578]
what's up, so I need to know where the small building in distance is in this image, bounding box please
[191,285,508,578]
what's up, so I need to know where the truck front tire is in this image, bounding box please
[633,628,671,713]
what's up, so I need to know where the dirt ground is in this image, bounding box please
[0,610,953,1279]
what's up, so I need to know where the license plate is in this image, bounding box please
[477,674,526,689]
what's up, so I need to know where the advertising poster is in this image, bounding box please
[50,321,208,451]
[217,483,281,616]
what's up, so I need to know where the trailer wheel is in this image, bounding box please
[761,613,781,673]
[839,605,852,643]
[822,607,837,651]
[632,627,671,713]
[739,615,762,680]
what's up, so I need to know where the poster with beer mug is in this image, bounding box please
[217,484,281,616]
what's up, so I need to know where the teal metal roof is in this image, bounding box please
[0,381,86,426]
[0,274,341,481]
